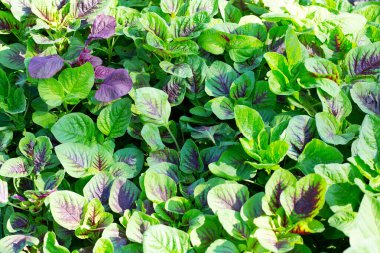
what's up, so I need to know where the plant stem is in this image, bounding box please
[166,125,180,151]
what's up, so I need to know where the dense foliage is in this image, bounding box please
[0,0,379,252]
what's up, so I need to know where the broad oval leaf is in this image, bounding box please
[207,183,249,214]
[97,98,132,138]
[83,172,113,206]
[0,157,29,178]
[0,43,26,70]
[205,61,238,97]
[125,211,160,243]
[52,113,95,144]
[144,171,177,203]
[109,178,141,214]
[29,55,64,78]
[159,61,193,78]
[49,190,86,230]
[55,143,93,178]
[283,115,316,160]
[134,87,171,126]
[280,174,327,219]
[95,69,133,103]
[346,42,380,77]
[88,14,116,41]
[180,139,203,174]
[0,235,39,253]
[351,81,380,116]
[143,224,190,253]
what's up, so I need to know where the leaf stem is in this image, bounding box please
[166,125,180,151]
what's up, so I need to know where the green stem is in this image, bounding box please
[166,125,180,151]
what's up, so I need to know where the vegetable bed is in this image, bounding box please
[0,0,379,252]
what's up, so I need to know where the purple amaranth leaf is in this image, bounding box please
[95,66,115,79]
[0,235,39,252]
[28,55,64,78]
[87,14,116,43]
[102,224,127,251]
[75,49,102,67]
[95,69,133,102]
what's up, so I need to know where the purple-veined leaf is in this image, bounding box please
[0,43,25,70]
[194,178,225,209]
[230,71,255,100]
[7,213,30,233]
[210,96,234,120]
[109,178,141,214]
[262,169,297,215]
[147,148,180,167]
[30,0,58,23]
[144,171,177,203]
[28,55,64,79]
[351,81,380,116]
[83,172,113,206]
[70,0,111,19]
[43,170,66,191]
[24,189,53,201]
[283,115,316,160]
[147,163,179,183]
[55,143,93,178]
[134,87,171,126]
[95,69,133,102]
[0,157,30,178]
[240,192,265,222]
[165,196,192,214]
[88,14,116,42]
[346,42,380,77]
[0,179,8,206]
[110,147,144,179]
[207,183,249,214]
[217,209,250,241]
[280,174,327,219]
[317,89,352,121]
[200,146,226,169]
[95,66,115,79]
[159,61,193,78]
[125,211,160,243]
[190,214,222,248]
[0,10,19,34]
[0,235,39,253]
[180,139,203,174]
[205,61,238,97]
[254,229,302,253]
[81,198,113,229]
[102,223,128,252]
[49,190,86,230]
[90,144,114,172]
[185,55,207,99]
[163,76,186,106]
